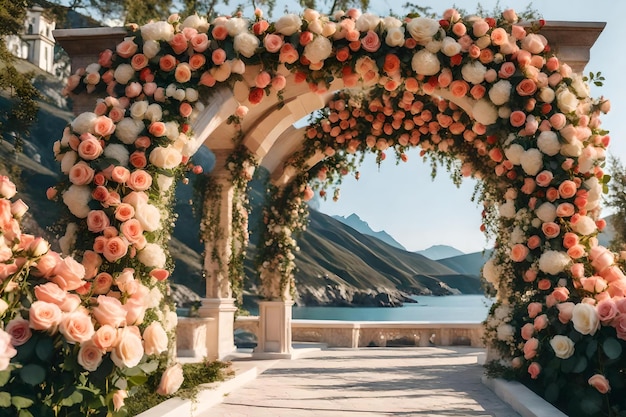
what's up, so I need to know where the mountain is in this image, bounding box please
[332,213,406,250]
[438,250,493,277]
[416,245,465,260]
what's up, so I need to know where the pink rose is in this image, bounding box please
[93,116,116,137]
[148,121,167,137]
[279,43,299,64]
[120,219,143,244]
[93,324,118,351]
[551,287,570,302]
[527,302,543,319]
[557,302,575,324]
[590,246,614,274]
[509,111,526,127]
[0,330,16,371]
[6,318,32,346]
[541,222,560,239]
[528,362,541,379]
[125,82,143,98]
[555,203,575,218]
[34,282,66,305]
[116,39,138,58]
[87,210,110,233]
[272,75,287,91]
[131,53,149,71]
[52,257,86,291]
[127,170,152,192]
[113,390,128,412]
[535,170,553,187]
[523,337,539,359]
[263,33,284,53]
[534,314,549,331]
[103,236,129,262]
[472,20,490,37]
[78,137,103,160]
[521,323,535,340]
[92,295,127,327]
[596,299,618,324]
[93,272,113,294]
[191,33,209,52]
[361,30,381,52]
[169,32,188,54]
[588,374,610,394]
[600,266,626,283]
[510,244,529,262]
[567,244,586,259]
[69,161,95,185]
[81,250,102,280]
[111,326,144,368]
[125,286,149,324]
[29,301,62,333]
[157,363,184,396]
[143,322,168,355]
[77,340,104,371]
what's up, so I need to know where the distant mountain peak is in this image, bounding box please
[332,213,406,251]
[416,245,465,260]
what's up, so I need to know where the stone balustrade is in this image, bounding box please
[177,316,485,358]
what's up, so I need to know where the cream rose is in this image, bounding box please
[149,146,183,169]
[571,215,597,236]
[142,39,161,59]
[141,21,174,41]
[482,258,499,284]
[274,14,302,35]
[233,32,259,58]
[225,17,248,36]
[115,118,144,145]
[461,61,487,84]
[519,148,543,176]
[103,143,130,167]
[304,36,332,64]
[406,17,440,44]
[356,13,381,31]
[134,203,161,232]
[538,87,555,103]
[385,27,405,47]
[571,303,600,335]
[130,101,149,119]
[497,324,514,341]
[114,64,134,85]
[489,80,512,106]
[556,88,578,114]
[538,250,570,275]
[62,185,91,218]
[536,131,560,156]
[499,200,516,219]
[440,37,461,57]
[571,73,590,98]
[535,202,557,223]
[157,174,174,193]
[111,327,144,368]
[138,243,167,268]
[144,103,163,122]
[143,322,168,355]
[70,112,96,135]
[411,49,440,76]
[472,99,498,125]
[549,335,575,359]
[60,151,78,174]
[181,14,209,32]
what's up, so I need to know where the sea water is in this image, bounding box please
[292,294,493,323]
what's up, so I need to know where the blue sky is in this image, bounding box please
[316,0,626,254]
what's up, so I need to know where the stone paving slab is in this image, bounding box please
[199,347,520,417]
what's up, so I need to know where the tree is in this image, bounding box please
[606,156,626,250]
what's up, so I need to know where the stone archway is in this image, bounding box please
[52,9,621,415]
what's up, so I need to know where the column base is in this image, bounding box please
[197,298,238,361]
[254,300,293,357]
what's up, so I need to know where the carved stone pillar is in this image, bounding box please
[255,266,294,358]
[197,150,238,360]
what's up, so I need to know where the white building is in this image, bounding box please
[5,5,56,74]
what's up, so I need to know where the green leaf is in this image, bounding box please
[602,337,622,360]
[11,396,33,410]
[139,360,159,374]
[0,392,10,407]
[0,370,11,387]
[19,364,45,386]
[17,410,33,417]
[60,390,82,407]
[35,337,53,362]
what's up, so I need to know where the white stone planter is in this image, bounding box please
[482,376,568,417]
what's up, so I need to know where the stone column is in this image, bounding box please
[255,267,294,358]
[197,149,238,360]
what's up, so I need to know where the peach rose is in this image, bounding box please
[34,251,61,278]
[103,236,129,262]
[557,180,577,199]
[111,326,144,368]
[127,170,152,192]
[263,33,283,53]
[567,244,586,259]
[527,302,543,318]
[159,54,177,72]
[120,219,143,244]
[143,321,168,355]
[53,257,86,291]
[129,151,147,169]
[29,301,62,333]
[115,203,135,222]
[562,232,579,249]
[149,121,167,137]
[116,39,138,58]
[528,362,541,379]
[92,324,118,351]
[93,272,113,294]
[279,43,299,64]
[92,295,127,327]
[69,161,95,185]
[521,323,535,340]
[534,314,548,331]
[510,244,529,262]
[77,137,103,160]
[191,33,209,52]
[588,374,610,394]
[556,203,575,218]
[157,363,184,396]
[509,110,526,127]
[77,340,104,371]
[523,337,539,359]
[535,170,553,187]
[590,246,614,274]
[59,310,95,344]
[361,30,381,52]
[551,286,570,302]
[34,282,67,306]
[131,53,149,71]
[111,166,130,184]
[449,80,469,98]
[93,116,116,137]
[557,302,575,324]
[174,63,192,83]
[169,32,188,54]
[112,390,128,412]
[541,222,560,239]
[527,235,541,250]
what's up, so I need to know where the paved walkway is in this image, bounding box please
[200,347,520,417]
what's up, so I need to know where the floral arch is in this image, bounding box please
[0,5,622,417]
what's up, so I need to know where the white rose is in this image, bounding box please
[461,61,487,84]
[521,33,546,54]
[571,303,599,336]
[61,151,78,174]
[164,121,180,141]
[411,49,440,76]
[385,27,405,47]
[520,148,543,175]
[482,258,499,284]
[135,203,161,232]
[144,103,163,122]
[536,131,560,156]
[164,310,178,332]
[382,16,402,29]
[425,39,442,53]
[130,101,148,119]
[104,144,130,166]
[138,243,167,268]
[143,322,168,355]
[356,13,381,32]
[225,17,249,36]
[441,37,461,57]
[489,80,512,105]
[142,40,161,59]
[538,87,555,103]
[570,73,590,98]
[149,146,182,169]
[550,335,575,359]
[499,200,516,219]
[230,59,245,74]
[233,32,259,58]
[498,106,511,119]
[535,202,557,223]
[497,324,514,341]
[557,88,578,114]
[584,177,602,208]
[504,143,524,165]
[406,17,440,43]
[274,14,302,36]
[157,174,174,193]
[475,35,491,49]
[304,36,332,64]
[472,99,498,125]
[572,215,597,236]
[111,327,144,368]
[62,185,91,218]
[148,287,163,308]
[578,145,598,174]
[538,250,570,275]
[560,141,583,157]
[181,14,209,32]
[71,112,96,134]
[165,83,177,98]
[115,118,144,145]
[141,21,174,41]
[114,64,134,85]
[185,88,199,102]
